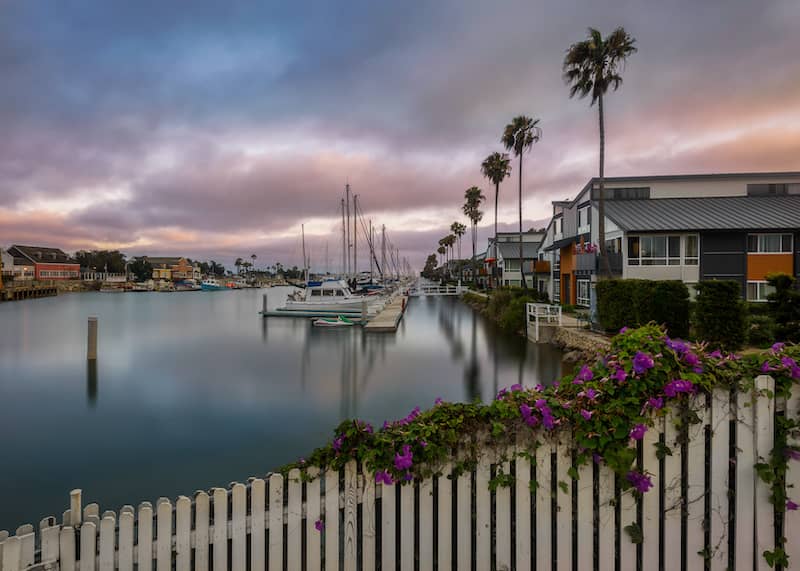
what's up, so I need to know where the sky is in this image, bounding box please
[1,0,799,271]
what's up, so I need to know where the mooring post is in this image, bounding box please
[70,489,82,526]
[87,317,98,360]
[262,294,268,315]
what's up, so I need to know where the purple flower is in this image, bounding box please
[707,349,723,359]
[619,326,629,334]
[398,406,421,426]
[585,388,599,401]
[781,356,797,369]
[665,337,689,355]
[434,397,443,405]
[333,435,344,452]
[629,424,647,441]
[626,470,653,493]
[496,388,508,400]
[633,352,655,375]
[535,398,548,410]
[299,457,306,465]
[664,379,695,398]
[592,453,602,464]
[760,361,773,373]
[580,409,593,421]
[611,367,628,383]
[403,472,414,482]
[683,352,700,367]
[394,445,413,471]
[575,365,594,383]
[785,448,800,461]
[788,500,799,511]
[520,402,540,427]
[419,440,428,448]
[375,470,394,485]
[314,519,324,532]
[510,383,523,392]
[647,397,664,410]
[792,366,800,380]
[771,342,785,353]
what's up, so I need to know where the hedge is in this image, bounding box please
[767,273,800,342]
[596,279,690,338]
[693,281,747,350]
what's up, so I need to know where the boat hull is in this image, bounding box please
[200,284,225,291]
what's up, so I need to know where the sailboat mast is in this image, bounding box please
[341,199,346,277]
[345,184,351,277]
[353,194,358,278]
[301,223,308,283]
[381,225,386,281]
[369,220,374,283]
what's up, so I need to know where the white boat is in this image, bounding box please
[200,278,225,291]
[283,280,373,312]
[312,315,356,327]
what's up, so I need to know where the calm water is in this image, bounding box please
[0,288,564,531]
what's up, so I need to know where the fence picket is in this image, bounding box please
[495,457,512,571]
[709,389,731,571]
[535,442,552,571]
[269,474,284,571]
[418,474,433,571]
[400,483,414,571]
[754,375,775,571]
[598,464,614,571]
[212,488,227,571]
[287,469,303,571]
[514,446,532,571]
[361,470,377,571]
[475,452,491,570]
[118,509,134,571]
[0,529,7,571]
[663,414,681,571]
[436,463,452,571]
[138,503,154,571]
[1,537,19,571]
[156,499,172,571]
[641,415,662,571]
[555,438,572,571]
[175,496,191,571]
[735,388,756,571]
[576,460,592,571]
[619,489,637,571]
[98,515,114,571]
[40,523,61,564]
[251,479,267,571]
[324,470,339,571]
[342,463,357,571]
[304,470,321,571]
[786,385,800,567]
[79,521,96,571]
[231,484,247,571]
[686,396,708,571]
[381,480,396,570]
[455,460,471,569]
[60,526,76,571]
[194,492,210,571]
[15,525,33,569]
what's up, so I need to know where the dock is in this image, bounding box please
[0,283,58,302]
[363,294,407,332]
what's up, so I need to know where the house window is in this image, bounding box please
[578,206,591,234]
[747,281,776,302]
[577,279,591,307]
[747,183,800,196]
[747,233,793,253]
[311,289,322,297]
[627,235,681,266]
[685,235,699,265]
[553,278,560,303]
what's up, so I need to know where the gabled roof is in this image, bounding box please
[603,196,800,232]
[145,256,185,267]
[497,241,542,260]
[10,245,76,265]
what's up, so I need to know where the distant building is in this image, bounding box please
[537,172,800,308]
[7,245,80,280]
[483,230,545,288]
[145,257,197,282]
[0,248,14,278]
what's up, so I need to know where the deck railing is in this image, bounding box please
[1,377,798,571]
[527,302,562,341]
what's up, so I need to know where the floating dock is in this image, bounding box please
[363,295,407,332]
[0,284,58,302]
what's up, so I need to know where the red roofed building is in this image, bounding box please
[7,245,80,280]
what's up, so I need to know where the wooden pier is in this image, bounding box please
[363,294,407,332]
[0,283,58,302]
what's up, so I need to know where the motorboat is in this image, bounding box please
[200,278,225,291]
[283,280,373,312]
[312,315,356,327]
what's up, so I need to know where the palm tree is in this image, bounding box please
[437,245,447,269]
[250,254,257,277]
[450,222,467,282]
[563,27,637,276]
[462,186,485,287]
[480,152,512,289]
[234,257,243,275]
[502,116,541,290]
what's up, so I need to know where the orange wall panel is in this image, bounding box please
[747,253,793,281]
[560,245,576,304]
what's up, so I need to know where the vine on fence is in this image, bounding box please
[282,324,799,566]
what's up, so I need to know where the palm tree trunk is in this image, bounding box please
[494,181,499,290]
[472,222,477,287]
[518,153,527,290]
[598,93,611,278]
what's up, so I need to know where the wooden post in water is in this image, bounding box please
[87,317,98,360]
[70,489,82,526]
[262,294,268,315]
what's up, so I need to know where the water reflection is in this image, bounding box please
[86,360,98,407]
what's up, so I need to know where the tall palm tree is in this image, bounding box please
[462,186,485,287]
[437,245,446,269]
[563,27,637,277]
[480,152,512,289]
[450,222,467,282]
[502,116,541,290]
[250,254,257,277]
[234,257,243,275]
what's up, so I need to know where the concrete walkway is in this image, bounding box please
[364,295,407,332]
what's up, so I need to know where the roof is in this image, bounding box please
[145,256,185,266]
[497,241,542,259]
[10,245,76,265]
[603,196,800,231]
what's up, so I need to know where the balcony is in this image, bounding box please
[575,252,597,272]
[533,260,551,273]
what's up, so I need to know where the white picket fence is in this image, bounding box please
[1,376,799,571]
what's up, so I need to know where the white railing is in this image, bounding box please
[1,377,798,571]
[527,302,562,341]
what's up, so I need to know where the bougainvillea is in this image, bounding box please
[282,324,800,565]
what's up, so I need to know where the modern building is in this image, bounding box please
[6,245,80,280]
[538,172,800,308]
[484,230,545,288]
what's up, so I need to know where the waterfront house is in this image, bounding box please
[538,172,800,307]
[145,257,195,282]
[7,245,80,280]
[484,230,545,288]
[0,248,14,279]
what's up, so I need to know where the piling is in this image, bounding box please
[87,317,98,360]
[262,294,268,315]
[70,489,82,526]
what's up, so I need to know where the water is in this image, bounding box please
[0,288,564,530]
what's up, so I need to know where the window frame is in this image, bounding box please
[576,279,591,307]
[747,233,793,254]
[746,280,776,302]
[553,278,560,303]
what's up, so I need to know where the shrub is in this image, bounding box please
[693,281,747,350]
[486,289,513,320]
[595,279,690,338]
[747,314,776,348]
[766,273,800,342]
[498,295,534,333]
